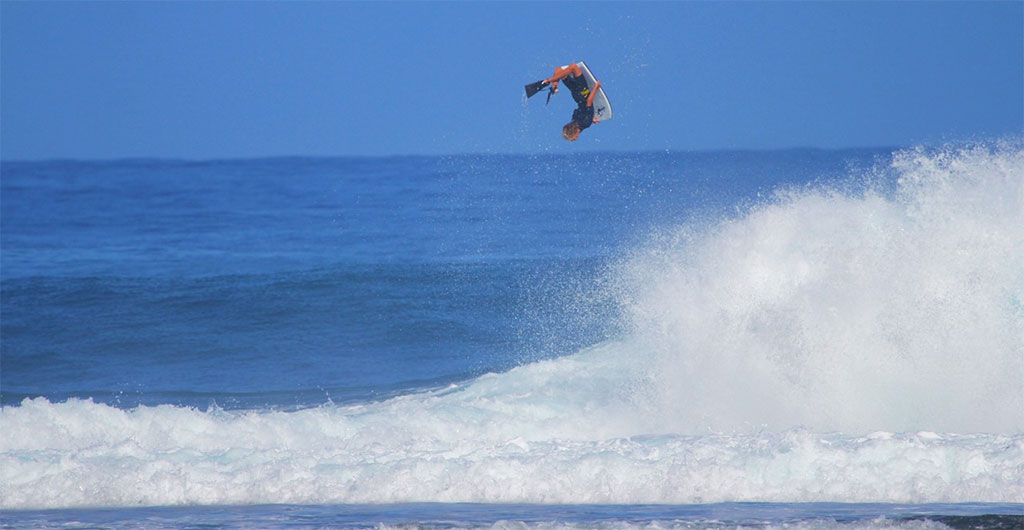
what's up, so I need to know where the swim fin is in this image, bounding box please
[524,80,548,99]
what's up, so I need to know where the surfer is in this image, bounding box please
[524,63,604,141]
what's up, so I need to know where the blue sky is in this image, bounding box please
[2,1,1021,159]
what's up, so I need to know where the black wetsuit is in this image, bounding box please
[561,73,595,131]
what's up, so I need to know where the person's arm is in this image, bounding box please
[544,63,583,93]
[587,81,602,123]
[587,80,601,107]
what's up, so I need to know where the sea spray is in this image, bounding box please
[613,143,1024,434]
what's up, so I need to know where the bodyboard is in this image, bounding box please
[577,61,612,122]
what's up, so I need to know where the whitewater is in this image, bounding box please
[1,144,1022,511]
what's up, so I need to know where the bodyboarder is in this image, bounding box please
[525,63,604,142]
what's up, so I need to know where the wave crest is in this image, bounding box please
[612,143,1024,434]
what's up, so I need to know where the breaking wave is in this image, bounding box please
[2,144,1022,509]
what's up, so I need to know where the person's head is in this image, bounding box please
[562,121,581,141]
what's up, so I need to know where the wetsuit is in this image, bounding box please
[561,73,595,131]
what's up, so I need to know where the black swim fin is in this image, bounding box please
[524,80,548,99]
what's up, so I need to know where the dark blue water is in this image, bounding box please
[2,151,882,410]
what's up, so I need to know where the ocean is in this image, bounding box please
[1,145,1022,528]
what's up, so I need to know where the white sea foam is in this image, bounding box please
[2,144,1022,509]
[612,142,1024,435]
[2,395,1022,509]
